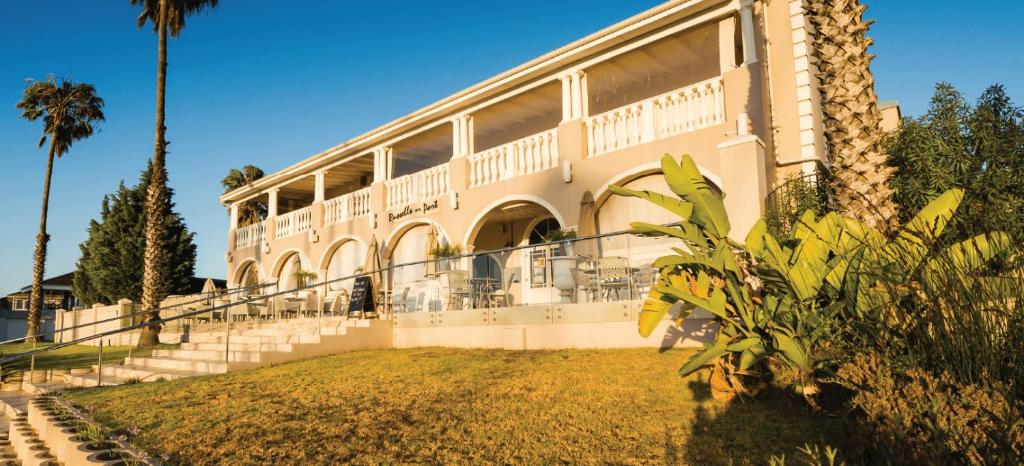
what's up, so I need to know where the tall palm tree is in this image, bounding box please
[806,0,897,231]
[132,0,218,346]
[16,77,105,341]
[221,165,267,226]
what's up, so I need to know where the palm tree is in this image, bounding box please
[806,0,897,231]
[132,0,218,346]
[16,77,105,341]
[221,165,267,226]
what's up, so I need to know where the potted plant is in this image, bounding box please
[543,229,577,257]
[430,243,463,272]
[293,270,318,289]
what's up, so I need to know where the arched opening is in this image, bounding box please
[466,200,564,306]
[236,261,261,292]
[323,239,366,294]
[387,223,451,312]
[595,170,722,268]
[274,252,306,291]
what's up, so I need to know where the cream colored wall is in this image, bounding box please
[228,0,828,285]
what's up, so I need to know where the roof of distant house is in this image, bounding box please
[15,272,75,294]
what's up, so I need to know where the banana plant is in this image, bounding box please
[612,154,1015,403]
[611,154,841,397]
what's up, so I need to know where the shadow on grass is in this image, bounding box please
[677,383,847,466]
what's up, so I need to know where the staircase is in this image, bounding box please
[64,317,392,387]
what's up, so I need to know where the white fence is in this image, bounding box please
[584,76,725,158]
[234,221,265,249]
[274,206,313,240]
[386,163,450,210]
[469,128,559,188]
[323,187,372,226]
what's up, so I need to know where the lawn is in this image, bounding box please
[0,342,173,374]
[65,348,845,465]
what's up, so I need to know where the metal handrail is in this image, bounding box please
[0,227,669,379]
[0,282,277,347]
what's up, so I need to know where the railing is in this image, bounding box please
[324,187,372,226]
[386,163,450,210]
[585,76,725,157]
[235,221,265,249]
[469,128,559,188]
[0,227,686,390]
[274,206,313,240]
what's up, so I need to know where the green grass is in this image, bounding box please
[0,342,175,374]
[63,348,845,465]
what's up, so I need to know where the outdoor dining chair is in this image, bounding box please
[488,271,517,308]
[443,270,473,311]
[390,287,410,313]
[572,268,597,303]
[632,264,658,296]
[597,256,632,301]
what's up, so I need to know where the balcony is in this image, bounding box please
[585,76,725,158]
[274,205,313,240]
[386,163,450,210]
[469,128,559,188]
[324,187,372,226]
[235,221,265,249]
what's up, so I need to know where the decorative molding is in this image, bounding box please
[787,0,827,168]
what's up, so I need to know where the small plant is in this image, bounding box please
[769,443,845,466]
[81,423,108,448]
[122,376,143,385]
[293,270,318,288]
[430,243,463,258]
[543,228,577,242]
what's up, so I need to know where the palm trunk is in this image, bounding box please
[27,138,58,342]
[139,0,169,347]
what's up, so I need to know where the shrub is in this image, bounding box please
[836,353,1024,465]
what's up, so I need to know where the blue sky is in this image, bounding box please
[0,1,1021,294]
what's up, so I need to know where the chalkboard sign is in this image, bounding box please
[347,276,376,318]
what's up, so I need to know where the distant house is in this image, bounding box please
[0,272,79,341]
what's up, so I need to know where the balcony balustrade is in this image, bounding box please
[468,128,559,188]
[386,163,450,210]
[323,187,373,226]
[235,221,266,249]
[274,205,313,240]
[584,76,725,158]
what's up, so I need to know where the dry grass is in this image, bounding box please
[65,348,843,465]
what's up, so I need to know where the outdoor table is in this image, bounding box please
[470,278,499,308]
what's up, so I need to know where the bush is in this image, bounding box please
[836,353,1024,465]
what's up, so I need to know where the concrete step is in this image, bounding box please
[123,357,228,374]
[179,341,296,352]
[62,373,119,388]
[96,364,207,381]
[152,348,265,363]
[188,334,322,345]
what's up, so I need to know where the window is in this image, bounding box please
[13,299,27,311]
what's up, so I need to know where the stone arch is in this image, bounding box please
[591,161,723,212]
[316,235,367,272]
[462,194,568,248]
[383,218,452,260]
[269,249,313,288]
[232,259,265,288]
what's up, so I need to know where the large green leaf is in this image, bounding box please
[888,189,964,267]
[628,222,688,240]
[678,341,730,376]
[661,154,730,238]
[608,185,693,220]
[774,333,809,370]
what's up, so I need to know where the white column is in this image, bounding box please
[719,16,738,73]
[313,171,325,203]
[461,114,473,156]
[739,0,758,64]
[229,204,239,230]
[372,147,386,183]
[451,118,462,158]
[267,189,279,218]
[578,70,589,119]
[570,71,582,120]
[385,147,394,180]
[560,74,572,122]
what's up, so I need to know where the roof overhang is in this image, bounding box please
[220,0,737,205]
